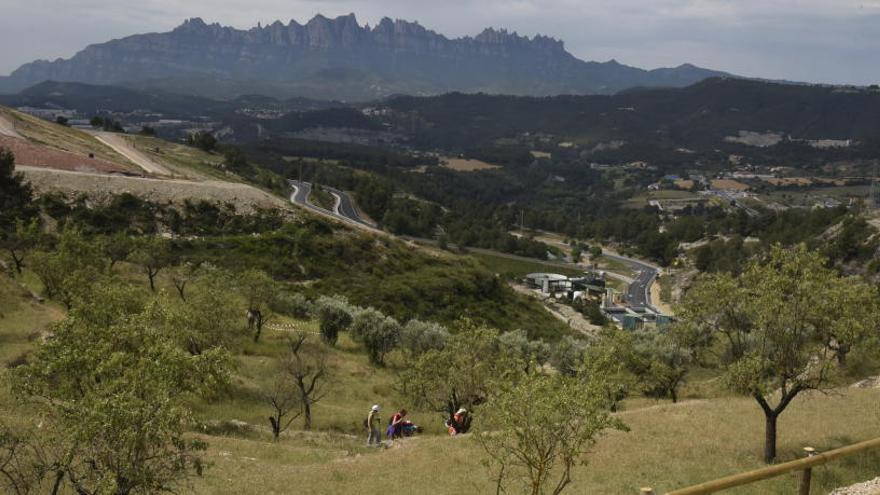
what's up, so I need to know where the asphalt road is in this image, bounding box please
[602,252,659,310]
[288,180,377,228]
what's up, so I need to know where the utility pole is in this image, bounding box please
[520,209,525,233]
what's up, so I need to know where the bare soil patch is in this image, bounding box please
[710,179,750,191]
[0,136,132,174]
[19,167,294,214]
[440,157,500,172]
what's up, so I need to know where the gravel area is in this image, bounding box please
[830,477,880,495]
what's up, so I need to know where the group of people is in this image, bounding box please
[365,404,471,446]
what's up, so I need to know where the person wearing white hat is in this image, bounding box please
[366,404,382,446]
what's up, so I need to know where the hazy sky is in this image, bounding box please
[2,0,879,84]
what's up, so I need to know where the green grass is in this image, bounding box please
[128,135,229,180]
[309,185,337,211]
[625,190,702,208]
[3,267,880,495]
[594,255,639,279]
[471,251,584,279]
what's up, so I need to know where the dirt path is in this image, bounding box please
[0,113,23,139]
[92,132,172,176]
[830,477,880,495]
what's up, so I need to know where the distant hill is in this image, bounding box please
[0,14,728,100]
[0,81,343,117]
[380,78,880,149]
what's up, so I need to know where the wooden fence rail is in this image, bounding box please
[640,437,880,495]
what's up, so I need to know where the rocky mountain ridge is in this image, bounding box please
[0,13,728,100]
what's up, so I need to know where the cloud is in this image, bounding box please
[1,0,878,84]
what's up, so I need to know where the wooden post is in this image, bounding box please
[798,447,817,495]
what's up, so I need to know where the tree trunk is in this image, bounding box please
[10,250,24,275]
[763,412,778,463]
[147,269,157,292]
[836,346,850,368]
[252,311,263,342]
[269,416,280,439]
[670,387,678,404]
[303,400,312,431]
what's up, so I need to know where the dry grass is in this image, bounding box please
[2,270,880,495]
[189,389,880,494]
[711,179,751,191]
[129,135,228,180]
[440,157,500,172]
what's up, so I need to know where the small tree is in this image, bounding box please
[29,229,104,308]
[168,262,201,301]
[679,244,877,463]
[168,273,241,355]
[400,319,449,356]
[187,132,217,152]
[313,295,354,345]
[8,282,230,494]
[264,372,302,440]
[478,372,626,495]
[98,232,134,270]
[350,308,401,366]
[1,219,41,275]
[548,336,588,377]
[281,334,329,431]
[128,237,172,292]
[400,323,521,421]
[237,269,277,343]
[631,328,692,403]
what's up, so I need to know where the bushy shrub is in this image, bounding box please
[399,319,449,356]
[312,296,354,345]
[350,308,401,366]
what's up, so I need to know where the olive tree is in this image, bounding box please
[266,334,330,432]
[478,372,626,495]
[399,319,449,356]
[128,236,172,292]
[350,308,401,366]
[7,282,231,494]
[29,229,104,308]
[167,272,242,355]
[0,219,41,275]
[399,323,521,422]
[237,269,278,342]
[313,295,354,345]
[678,244,878,463]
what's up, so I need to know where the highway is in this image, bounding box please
[288,180,377,228]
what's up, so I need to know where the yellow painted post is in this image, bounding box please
[798,447,817,495]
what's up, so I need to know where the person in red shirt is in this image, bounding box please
[388,408,408,439]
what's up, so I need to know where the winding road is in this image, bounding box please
[288,180,377,229]
[288,179,661,312]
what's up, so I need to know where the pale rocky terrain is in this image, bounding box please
[20,166,294,214]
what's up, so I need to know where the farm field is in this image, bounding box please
[439,156,500,171]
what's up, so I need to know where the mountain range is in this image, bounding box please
[0,14,729,101]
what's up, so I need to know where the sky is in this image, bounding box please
[2,0,879,85]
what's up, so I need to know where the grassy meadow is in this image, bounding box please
[2,265,880,495]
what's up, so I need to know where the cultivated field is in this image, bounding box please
[440,156,500,172]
